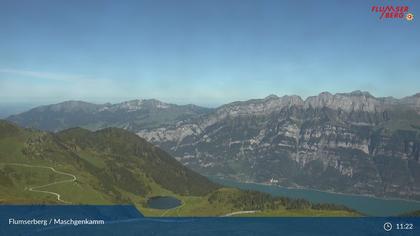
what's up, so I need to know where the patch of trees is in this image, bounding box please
[208,189,357,213]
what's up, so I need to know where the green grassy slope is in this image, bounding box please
[0,120,358,216]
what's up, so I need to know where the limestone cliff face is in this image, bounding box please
[137,91,420,200]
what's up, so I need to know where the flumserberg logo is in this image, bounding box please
[371,5,414,21]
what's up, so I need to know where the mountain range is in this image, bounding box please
[7,99,211,132]
[6,91,420,200]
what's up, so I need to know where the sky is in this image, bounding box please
[0,0,419,107]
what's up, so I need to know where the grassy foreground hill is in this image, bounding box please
[0,120,358,216]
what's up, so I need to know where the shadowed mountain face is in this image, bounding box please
[7,91,420,200]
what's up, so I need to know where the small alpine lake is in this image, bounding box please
[147,196,182,210]
[210,177,420,216]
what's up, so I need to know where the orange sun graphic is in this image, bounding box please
[406,13,414,21]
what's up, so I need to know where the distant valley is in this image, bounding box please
[7,91,420,201]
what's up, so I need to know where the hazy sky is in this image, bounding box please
[0,0,419,106]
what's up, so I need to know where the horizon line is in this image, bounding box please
[1,89,419,109]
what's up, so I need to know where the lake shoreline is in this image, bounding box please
[209,176,420,216]
[210,176,420,204]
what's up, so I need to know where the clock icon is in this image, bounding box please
[384,222,393,232]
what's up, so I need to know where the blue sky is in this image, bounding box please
[0,0,419,107]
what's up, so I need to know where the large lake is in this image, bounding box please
[210,177,420,216]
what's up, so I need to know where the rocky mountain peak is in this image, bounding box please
[400,94,420,111]
[33,100,101,113]
[348,90,373,97]
[112,99,172,111]
[264,94,279,100]
[304,91,383,112]
[215,90,400,117]
[318,91,333,97]
[213,94,304,118]
[142,99,171,109]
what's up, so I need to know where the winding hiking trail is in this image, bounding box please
[1,163,77,204]
[160,200,185,217]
